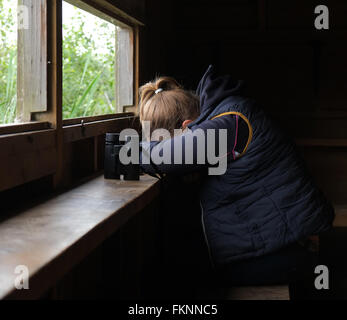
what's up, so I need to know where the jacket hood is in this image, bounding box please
[189,65,244,127]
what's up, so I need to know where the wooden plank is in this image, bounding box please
[85,0,145,26]
[17,0,47,121]
[62,112,133,126]
[123,105,137,113]
[0,122,51,135]
[64,0,144,27]
[34,0,64,189]
[93,136,98,172]
[34,0,62,129]
[0,147,56,193]
[227,285,290,300]
[134,25,140,108]
[0,174,160,299]
[333,205,347,227]
[0,129,56,157]
[63,116,135,143]
[116,26,134,112]
[104,0,145,24]
[0,130,57,192]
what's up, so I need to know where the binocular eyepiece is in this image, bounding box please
[104,133,140,181]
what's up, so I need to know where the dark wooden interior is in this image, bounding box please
[1,0,347,300]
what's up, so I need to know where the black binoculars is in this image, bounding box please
[104,133,140,181]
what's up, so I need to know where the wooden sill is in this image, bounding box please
[62,112,134,126]
[0,122,51,136]
[63,114,138,143]
[333,204,347,227]
[0,115,139,193]
[0,174,160,300]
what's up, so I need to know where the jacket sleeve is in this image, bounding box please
[140,114,250,176]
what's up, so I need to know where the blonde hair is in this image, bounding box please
[138,76,200,138]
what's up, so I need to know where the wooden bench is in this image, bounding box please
[332,204,347,227]
[227,285,290,300]
[0,174,160,299]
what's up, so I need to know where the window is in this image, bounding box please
[0,0,47,125]
[62,1,134,119]
[0,0,140,192]
[0,0,135,126]
[0,0,18,124]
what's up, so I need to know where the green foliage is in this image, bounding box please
[62,3,116,119]
[0,0,17,124]
[0,1,117,124]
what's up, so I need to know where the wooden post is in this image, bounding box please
[17,0,48,122]
[134,25,140,109]
[38,0,63,188]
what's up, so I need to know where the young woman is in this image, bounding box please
[138,64,335,288]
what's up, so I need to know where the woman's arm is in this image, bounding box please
[140,114,250,176]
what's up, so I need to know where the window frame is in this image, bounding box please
[0,0,142,192]
[62,0,136,119]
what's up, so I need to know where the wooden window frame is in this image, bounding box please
[0,0,143,192]
[62,0,137,119]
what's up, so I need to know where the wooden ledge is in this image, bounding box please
[227,285,290,300]
[333,204,347,227]
[0,174,160,300]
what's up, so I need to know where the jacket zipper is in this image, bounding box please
[200,201,215,269]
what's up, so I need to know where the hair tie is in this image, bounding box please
[155,88,163,94]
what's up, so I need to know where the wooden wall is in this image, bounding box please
[108,0,145,23]
[41,198,162,299]
[142,0,347,118]
[141,0,347,204]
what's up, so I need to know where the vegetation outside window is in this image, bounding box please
[0,0,17,124]
[0,0,134,126]
[63,1,134,119]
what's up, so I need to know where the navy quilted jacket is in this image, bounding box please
[140,65,335,267]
